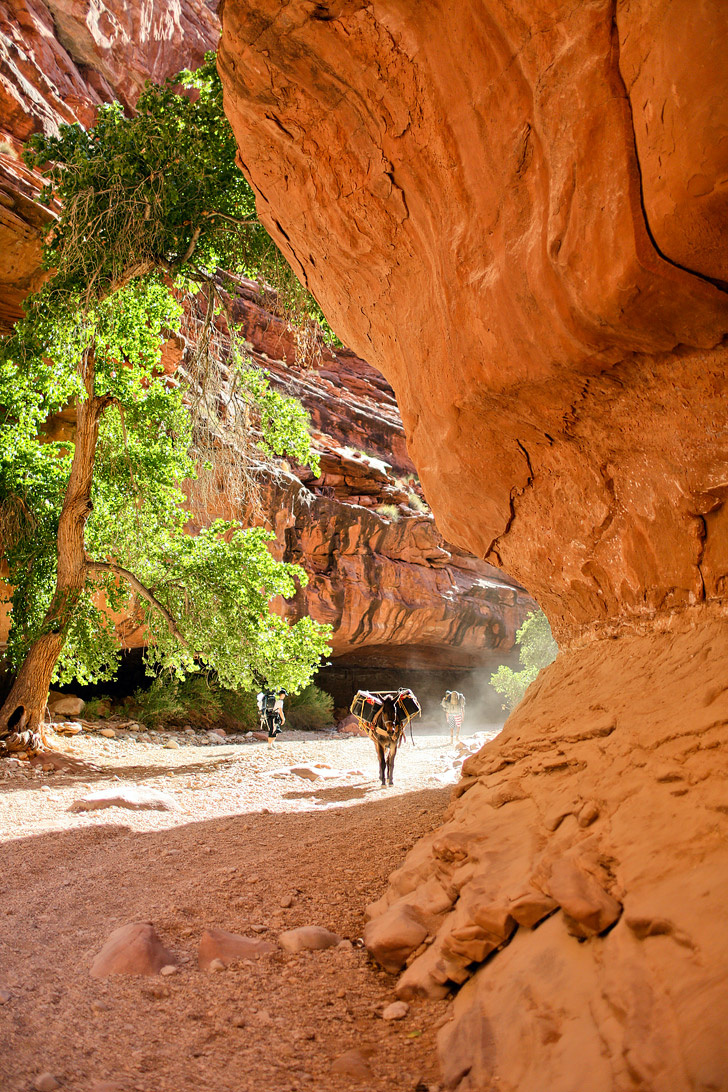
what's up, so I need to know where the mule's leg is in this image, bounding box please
[387,740,396,786]
[376,741,386,786]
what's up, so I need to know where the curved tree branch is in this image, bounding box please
[177,224,203,268]
[86,559,191,648]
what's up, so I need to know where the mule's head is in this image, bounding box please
[380,698,398,733]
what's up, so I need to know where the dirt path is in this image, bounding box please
[0,726,496,1092]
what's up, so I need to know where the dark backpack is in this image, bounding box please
[264,691,277,712]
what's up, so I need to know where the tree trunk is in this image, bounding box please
[0,356,106,753]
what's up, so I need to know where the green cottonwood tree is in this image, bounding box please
[0,57,331,753]
[490,610,558,711]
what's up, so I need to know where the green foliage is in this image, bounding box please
[489,610,558,711]
[0,57,333,698]
[130,678,186,725]
[284,684,335,731]
[216,686,259,731]
[23,53,334,341]
[127,676,257,732]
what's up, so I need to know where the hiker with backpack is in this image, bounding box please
[257,687,288,745]
[441,690,466,743]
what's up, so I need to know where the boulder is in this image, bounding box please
[48,693,84,717]
[364,904,428,974]
[330,1049,373,1080]
[382,1000,409,1021]
[90,922,176,977]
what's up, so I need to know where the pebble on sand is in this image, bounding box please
[33,1074,60,1092]
[330,1049,373,1079]
[382,1000,410,1021]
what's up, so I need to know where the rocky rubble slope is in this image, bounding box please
[218,2,728,1088]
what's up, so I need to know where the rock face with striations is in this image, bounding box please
[218,2,728,1088]
[219,285,532,669]
[0,0,532,677]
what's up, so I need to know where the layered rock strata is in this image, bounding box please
[218,1,728,1087]
[228,287,531,668]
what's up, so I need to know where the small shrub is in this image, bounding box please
[217,687,260,732]
[83,695,113,718]
[284,684,334,731]
[130,678,185,724]
[376,503,401,522]
[177,675,223,721]
[407,492,429,513]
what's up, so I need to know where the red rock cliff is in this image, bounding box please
[218,0,728,647]
[0,0,533,678]
[218,2,728,1088]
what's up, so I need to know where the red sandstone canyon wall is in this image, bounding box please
[218,2,728,1088]
[218,0,728,647]
[0,0,533,674]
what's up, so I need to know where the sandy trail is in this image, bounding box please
[0,725,497,1092]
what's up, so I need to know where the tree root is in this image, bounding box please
[0,729,43,756]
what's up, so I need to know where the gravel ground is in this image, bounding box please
[0,723,499,1092]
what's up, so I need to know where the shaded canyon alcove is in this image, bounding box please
[218,2,728,1089]
[0,0,536,699]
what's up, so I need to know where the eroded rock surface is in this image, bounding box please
[218,2,728,1087]
[218,0,728,647]
[365,618,728,1088]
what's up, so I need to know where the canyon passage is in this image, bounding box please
[0,1,727,1091]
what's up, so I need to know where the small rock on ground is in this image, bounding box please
[90,922,177,977]
[382,1000,410,1021]
[198,926,276,969]
[70,787,179,812]
[330,1049,373,1079]
[33,1074,60,1092]
[278,926,342,953]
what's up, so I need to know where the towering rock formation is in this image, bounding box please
[0,0,531,687]
[218,2,728,1088]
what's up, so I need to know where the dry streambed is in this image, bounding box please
[0,726,496,1092]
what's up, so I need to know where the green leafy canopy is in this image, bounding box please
[0,57,332,695]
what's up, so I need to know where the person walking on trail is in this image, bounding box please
[441,690,466,744]
[257,688,288,745]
